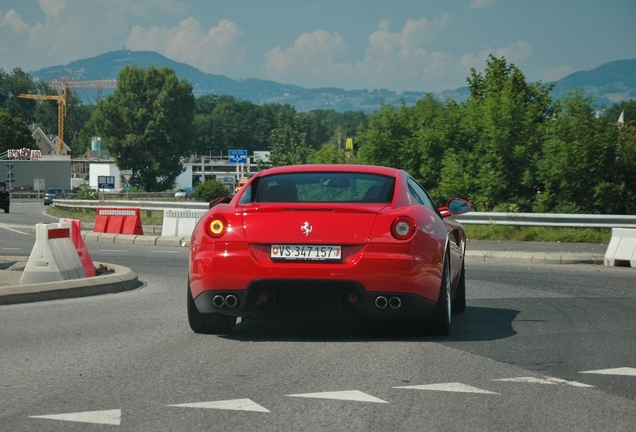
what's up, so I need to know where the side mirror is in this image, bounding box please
[439,198,472,218]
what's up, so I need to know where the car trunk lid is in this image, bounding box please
[241,203,386,244]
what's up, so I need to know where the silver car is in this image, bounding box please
[43,187,67,206]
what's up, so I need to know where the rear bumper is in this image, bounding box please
[190,242,443,318]
[193,279,437,319]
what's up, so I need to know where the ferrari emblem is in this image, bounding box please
[301,221,312,236]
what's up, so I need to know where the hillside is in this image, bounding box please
[30,50,635,112]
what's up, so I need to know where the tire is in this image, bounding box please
[451,260,466,313]
[187,283,236,335]
[430,255,451,336]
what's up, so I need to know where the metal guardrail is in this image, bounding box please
[50,199,636,229]
[53,199,208,212]
[454,212,636,229]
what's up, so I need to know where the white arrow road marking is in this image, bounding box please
[580,367,636,376]
[493,377,593,387]
[30,409,121,425]
[287,390,388,403]
[395,382,498,394]
[169,399,270,412]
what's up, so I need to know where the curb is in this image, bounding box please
[465,250,604,265]
[0,257,139,306]
[82,231,189,247]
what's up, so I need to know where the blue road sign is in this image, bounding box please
[98,175,115,189]
[229,149,248,164]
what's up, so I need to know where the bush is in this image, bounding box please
[76,183,100,200]
[193,180,230,202]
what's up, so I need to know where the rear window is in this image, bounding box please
[242,172,395,203]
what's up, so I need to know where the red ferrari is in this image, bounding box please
[188,164,471,335]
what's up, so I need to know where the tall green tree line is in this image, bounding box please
[3,59,635,212]
[357,55,636,214]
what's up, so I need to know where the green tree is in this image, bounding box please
[5,68,38,123]
[357,102,415,170]
[457,55,554,210]
[0,113,33,153]
[267,114,310,167]
[92,66,195,191]
[536,90,629,213]
[193,179,230,201]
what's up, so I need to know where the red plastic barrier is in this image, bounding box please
[94,207,144,235]
[60,218,96,277]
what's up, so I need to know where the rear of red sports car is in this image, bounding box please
[188,164,470,335]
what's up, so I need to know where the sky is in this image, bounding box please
[1,0,635,93]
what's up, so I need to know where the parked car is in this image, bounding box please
[187,164,472,335]
[0,181,10,213]
[43,187,67,206]
[175,187,195,199]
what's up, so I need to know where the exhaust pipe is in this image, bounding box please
[212,295,225,308]
[224,294,238,308]
[375,296,388,309]
[389,296,402,309]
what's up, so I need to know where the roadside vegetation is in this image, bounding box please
[3,55,635,216]
[45,205,163,226]
[46,205,610,243]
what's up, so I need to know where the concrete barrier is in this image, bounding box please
[604,228,636,267]
[20,222,87,285]
[161,209,206,238]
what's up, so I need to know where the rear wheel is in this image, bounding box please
[451,260,466,313]
[430,256,451,335]
[187,283,236,334]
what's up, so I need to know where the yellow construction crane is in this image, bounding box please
[18,80,117,155]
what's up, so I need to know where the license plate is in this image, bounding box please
[271,245,342,261]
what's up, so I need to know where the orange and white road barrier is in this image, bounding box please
[59,218,96,277]
[20,222,87,285]
[93,207,143,235]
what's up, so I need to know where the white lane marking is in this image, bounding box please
[287,390,388,403]
[580,367,636,376]
[99,250,128,253]
[0,224,29,235]
[2,247,21,250]
[493,377,593,388]
[152,250,180,254]
[30,409,121,425]
[395,382,498,394]
[169,399,270,412]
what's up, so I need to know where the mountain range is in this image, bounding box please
[30,50,636,112]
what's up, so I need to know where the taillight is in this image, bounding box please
[206,215,227,238]
[391,216,415,240]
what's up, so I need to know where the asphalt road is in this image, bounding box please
[1,202,634,431]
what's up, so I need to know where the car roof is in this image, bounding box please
[257,164,401,177]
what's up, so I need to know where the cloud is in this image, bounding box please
[264,16,461,92]
[264,30,347,79]
[125,18,246,74]
[0,0,189,72]
[469,0,498,9]
[39,0,66,17]
[460,41,534,74]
